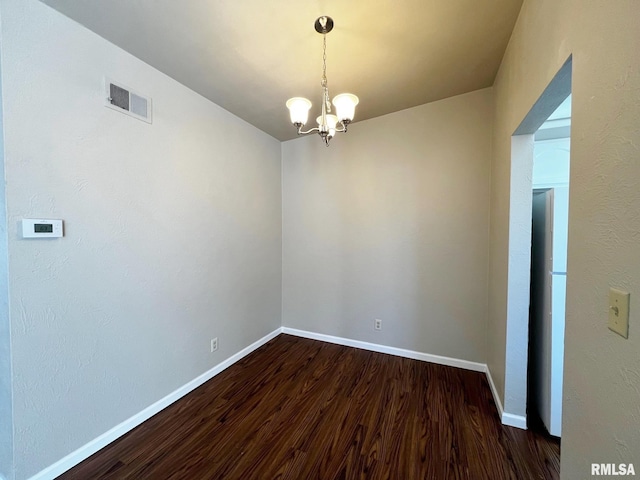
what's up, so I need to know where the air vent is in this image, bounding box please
[105,78,152,124]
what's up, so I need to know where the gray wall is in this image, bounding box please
[0,5,14,475]
[282,89,492,363]
[0,1,282,478]
[488,0,640,477]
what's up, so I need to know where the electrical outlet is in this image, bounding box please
[211,337,218,352]
[374,319,382,331]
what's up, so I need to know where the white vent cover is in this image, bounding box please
[105,78,152,123]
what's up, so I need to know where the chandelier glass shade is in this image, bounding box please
[286,16,359,146]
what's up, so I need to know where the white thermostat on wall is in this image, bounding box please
[22,219,64,238]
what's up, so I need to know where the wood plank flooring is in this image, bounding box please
[58,334,560,479]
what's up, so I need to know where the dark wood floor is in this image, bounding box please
[58,334,560,480]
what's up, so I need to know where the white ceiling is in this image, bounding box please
[39,0,524,141]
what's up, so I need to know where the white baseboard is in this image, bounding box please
[29,328,282,480]
[484,367,527,430]
[281,327,486,372]
[501,412,528,429]
[485,366,505,418]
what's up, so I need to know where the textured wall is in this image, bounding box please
[488,0,640,476]
[0,0,282,478]
[282,89,492,363]
[0,10,14,476]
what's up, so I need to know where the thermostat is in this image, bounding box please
[22,219,63,238]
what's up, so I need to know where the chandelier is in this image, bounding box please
[285,16,359,147]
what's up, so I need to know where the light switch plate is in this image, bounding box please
[608,288,630,338]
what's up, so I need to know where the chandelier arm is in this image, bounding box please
[297,126,321,135]
[332,121,349,133]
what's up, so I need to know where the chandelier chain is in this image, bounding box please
[321,35,327,87]
[321,34,331,112]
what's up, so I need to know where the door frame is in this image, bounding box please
[502,57,572,427]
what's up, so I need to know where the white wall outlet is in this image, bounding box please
[374,319,382,331]
[210,337,218,352]
[608,288,630,338]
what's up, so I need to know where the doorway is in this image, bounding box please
[503,57,571,435]
[528,99,571,437]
